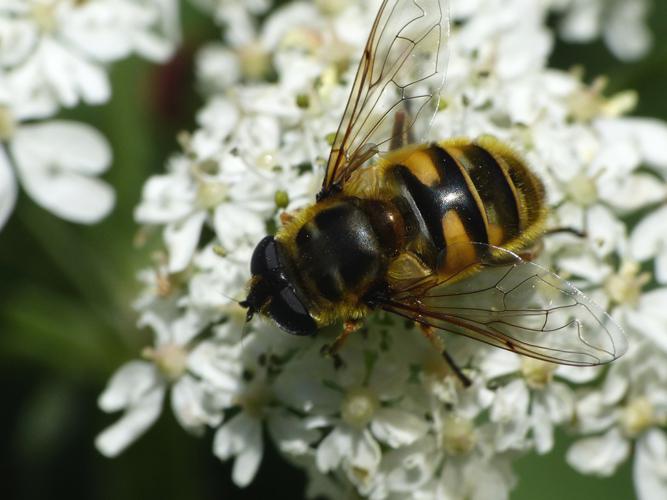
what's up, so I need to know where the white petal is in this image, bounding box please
[531,402,554,454]
[98,361,162,412]
[132,30,174,63]
[566,428,630,476]
[602,365,630,406]
[0,18,38,67]
[12,121,114,223]
[196,45,240,91]
[40,39,111,106]
[634,430,667,500]
[213,412,260,458]
[95,384,165,457]
[187,341,244,395]
[170,375,222,433]
[559,1,601,42]
[491,379,529,422]
[316,425,352,472]
[135,171,197,224]
[231,418,264,487]
[556,364,601,384]
[597,119,667,171]
[267,412,320,456]
[599,173,666,213]
[170,309,206,346]
[657,253,667,285]
[541,382,575,424]
[0,148,17,230]
[371,408,429,448]
[213,203,266,251]
[603,1,652,61]
[631,206,667,262]
[384,439,438,492]
[196,97,239,139]
[556,251,610,285]
[165,212,206,273]
[61,3,134,61]
[273,355,341,414]
[479,349,521,379]
[16,121,112,173]
[623,289,667,353]
[348,428,382,476]
[586,204,625,258]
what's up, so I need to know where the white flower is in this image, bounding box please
[190,327,318,487]
[634,429,667,500]
[632,206,667,284]
[5,0,178,109]
[96,309,219,456]
[556,0,653,61]
[95,360,166,458]
[275,335,428,494]
[0,0,180,232]
[567,343,667,485]
[482,350,597,454]
[1,119,115,229]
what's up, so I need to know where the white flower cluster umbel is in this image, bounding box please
[98,0,667,498]
[0,0,179,230]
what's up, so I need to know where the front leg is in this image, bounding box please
[320,320,363,369]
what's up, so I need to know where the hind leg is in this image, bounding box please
[419,324,472,388]
[390,104,416,150]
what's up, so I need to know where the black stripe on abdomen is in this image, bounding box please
[457,144,521,240]
[395,145,489,251]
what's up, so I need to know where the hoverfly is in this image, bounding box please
[241,0,627,371]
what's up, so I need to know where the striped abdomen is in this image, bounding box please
[385,137,546,274]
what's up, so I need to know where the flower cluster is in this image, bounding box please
[0,0,179,230]
[98,0,667,498]
[554,0,654,61]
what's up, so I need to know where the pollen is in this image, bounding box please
[316,0,350,16]
[604,261,651,308]
[0,106,15,141]
[521,357,557,390]
[143,343,188,381]
[441,415,477,455]
[620,397,655,438]
[239,42,271,80]
[238,386,271,419]
[197,181,228,209]
[341,387,379,428]
[30,1,58,34]
[565,174,598,207]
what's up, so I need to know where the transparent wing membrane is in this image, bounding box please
[321,0,449,197]
[384,244,627,366]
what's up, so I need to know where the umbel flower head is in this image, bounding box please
[98,0,667,498]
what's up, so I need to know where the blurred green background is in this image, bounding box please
[2,2,666,499]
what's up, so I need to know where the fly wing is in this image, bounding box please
[320,0,450,198]
[382,243,628,366]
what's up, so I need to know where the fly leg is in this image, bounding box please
[390,103,416,150]
[520,227,587,261]
[545,227,587,238]
[321,320,363,369]
[419,324,472,388]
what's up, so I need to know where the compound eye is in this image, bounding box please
[268,286,317,336]
[250,236,280,275]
